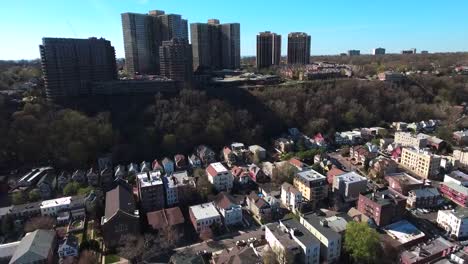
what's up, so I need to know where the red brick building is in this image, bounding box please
[357,188,406,226]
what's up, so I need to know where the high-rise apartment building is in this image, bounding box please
[256,31,281,69]
[372,47,386,55]
[159,38,193,82]
[348,50,361,56]
[287,32,311,65]
[39,37,117,101]
[190,20,240,72]
[121,10,188,76]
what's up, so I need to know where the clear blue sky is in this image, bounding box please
[1,0,467,60]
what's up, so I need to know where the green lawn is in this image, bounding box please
[105,254,120,264]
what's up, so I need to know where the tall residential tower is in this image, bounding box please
[190,20,240,72]
[287,32,311,65]
[121,10,188,76]
[256,31,281,69]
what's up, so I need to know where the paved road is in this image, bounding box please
[174,227,264,254]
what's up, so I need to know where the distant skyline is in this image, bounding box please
[1,0,468,60]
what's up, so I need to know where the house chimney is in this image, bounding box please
[320,219,328,227]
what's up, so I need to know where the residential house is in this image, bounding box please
[249,145,267,162]
[231,166,250,185]
[174,154,187,170]
[100,168,114,191]
[101,184,140,248]
[385,172,424,196]
[71,170,86,184]
[275,138,294,153]
[407,188,443,209]
[188,154,202,169]
[335,131,362,145]
[86,168,99,187]
[17,167,54,188]
[214,246,262,264]
[437,208,468,239]
[419,133,446,151]
[248,164,269,183]
[114,165,127,179]
[223,147,236,167]
[128,163,139,175]
[140,161,151,173]
[265,218,321,264]
[400,237,455,264]
[261,161,288,182]
[399,148,441,179]
[196,145,216,166]
[137,171,165,212]
[369,156,398,179]
[289,158,307,171]
[162,158,175,175]
[392,122,408,131]
[281,182,302,212]
[37,172,56,199]
[206,163,233,192]
[58,234,79,258]
[213,192,243,226]
[357,189,407,226]
[231,143,249,161]
[40,196,82,217]
[189,202,222,234]
[9,229,56,264]
[163,171,196,207]
[454,131,468,146]
[57,172,70,191]
[294,169,328,208]
[246,192,273,223]
[299,214,342,263]
[332,172,367,202]
[151,159,164,172]
[350,145,378,165]
[453,149,468,168]
[147,207,185,246]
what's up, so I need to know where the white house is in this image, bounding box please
[189,202,222,233]
[437,209,468,239]
[281,182,302,212]
[206,162,233,192]
[213,192,243,226]
[40,197,73,216]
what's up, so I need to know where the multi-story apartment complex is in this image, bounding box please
[332,172,367,201]
[407,188,443,209]
[394,132,428,149]
[372,47,386,55]
[159,38,193,82]
[294,169,328,208]
[190,20,240,71]
[287,32,311,65]
[189,202,222,233]
[299,214,342,263]
[357,189,407,226]
[437,208,468,239]
[400,148,441,179]
[385,172,424,196]
[213,192,243,226]
[256,31,281,69]
[347,50,361,56]
[206,162,234,192]
[453,149,468,167]
[137,171,165,212]
[281,182,302,212]
[39,37,117,101]
[121,10,188,76]
[265,218,321,264]
[163,171,196,207]
[439,181,468,207]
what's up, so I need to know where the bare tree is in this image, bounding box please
[24,216,56,233]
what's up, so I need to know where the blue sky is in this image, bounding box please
[1,0,467,59]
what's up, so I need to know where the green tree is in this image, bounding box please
[194,168,214,200]
[28,189,41,202]
[12,192,26,205]
[63,182,80,196]
[344,222,381,264]
[77,186,94,196]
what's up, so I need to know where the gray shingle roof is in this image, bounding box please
[9,229,55,264]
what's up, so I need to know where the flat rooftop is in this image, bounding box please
[165,171,193,188]
[447,170,468,182]
[301,213,340,241]
[137,171,163,187]
[384,220,425,244]
[409,188,440,198]
[440,208,468,219]
[362,189,406,206]
[281,218,320,246]
[40,196,72,209]
[336,171,367,183]
[401,237,454,264]
[209,162,228,173]
[190,202,220,220]
[266,223,302,250]
[386,172,422,185]
[297,169,326,182]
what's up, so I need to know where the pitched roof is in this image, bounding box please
[214,192,237,209]
[289,158,304,168]
[104,184,136,220]
[147,207,184,230]
[9,229,55,264]
[215,246,261,264]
